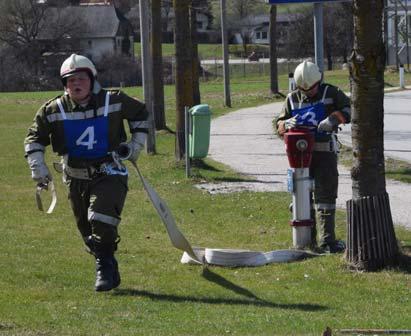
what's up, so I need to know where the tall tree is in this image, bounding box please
[283,9,314,59]
[0,0,47,73]
[0,0,84,89]
[323,3,354,69]
[269,4,279,94]
[212,0,265,57]
[173,0,193,160]
[191,0,201,105]
[347,0,398,271]
[151,0,166,130]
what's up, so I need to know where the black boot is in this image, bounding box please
[95,254,117,291]
[112,255,121,289]
[84,235,121,291]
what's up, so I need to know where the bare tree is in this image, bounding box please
[162,0,173,33]
[394,0,410,69]
[323,3,354,69]
[347,0,398,271]
[283,9,314,59]
[227,0,259,57]
[0,0,87,76]
[0,0,47,74]
[211,0,266,57]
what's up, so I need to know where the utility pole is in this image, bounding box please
[313,3,324,72]
[220,0,231,107]
[394,0,400,69]
[269,4,279,94]
[139,0,156,153]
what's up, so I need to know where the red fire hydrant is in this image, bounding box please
[284,129,315,249]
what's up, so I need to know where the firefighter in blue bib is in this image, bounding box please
[24,54,149,291]
[276,61,351,253]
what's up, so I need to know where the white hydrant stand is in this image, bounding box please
[284,129,315,249]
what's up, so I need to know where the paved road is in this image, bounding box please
[198,90,411,229]
[339,90,411,162]
[200,58,283,65]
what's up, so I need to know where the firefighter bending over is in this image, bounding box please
[275,60,351,253]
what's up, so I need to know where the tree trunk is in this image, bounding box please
[173,0,193,161]
[325,41,333,70]
[151,0,166,130]
[347,0,398,271]
[269,5,279,94]
[242,38,248,58]
[191,3,201,105]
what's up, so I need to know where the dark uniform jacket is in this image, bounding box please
[275,83,351,142]
[24,88,149,168]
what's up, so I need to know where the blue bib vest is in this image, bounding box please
[290,85,329,129]
[57,93,110,159]
[290,86,329,138]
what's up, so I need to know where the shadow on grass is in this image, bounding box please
[201,267,261,301]
[191,159,221,172]
[114,268,327,312]
[211,176,261,183]
[397,248,411,273]
[207,176,284,184]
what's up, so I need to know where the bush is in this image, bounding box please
[96,53,142,88]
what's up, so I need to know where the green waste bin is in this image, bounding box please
[189,104,211,159]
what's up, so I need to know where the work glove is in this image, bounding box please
[284,116,298,130]
[115,132,147,163]
[317,114,339,133]
[27,151,51,185]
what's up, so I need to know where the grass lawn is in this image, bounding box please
[0,70,410,335]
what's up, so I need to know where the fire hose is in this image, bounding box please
[131,162,320,267]
[35,179,57,214]
[33,157,320,265]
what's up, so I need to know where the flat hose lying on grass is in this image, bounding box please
[132,162,320,267]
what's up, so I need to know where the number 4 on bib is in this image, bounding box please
[76,126,97,149]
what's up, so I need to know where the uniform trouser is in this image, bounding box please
[310,151,338,246]
[67,174,128,247]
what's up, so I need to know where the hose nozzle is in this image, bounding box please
[115,143,132,161]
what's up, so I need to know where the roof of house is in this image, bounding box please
[37,5,124,40]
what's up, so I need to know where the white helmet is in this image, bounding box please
[294,61,322,90]
[60,54,97,80]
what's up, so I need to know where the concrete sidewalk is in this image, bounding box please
[197,101,411,230]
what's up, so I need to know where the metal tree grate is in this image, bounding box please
[346,192,399,271]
